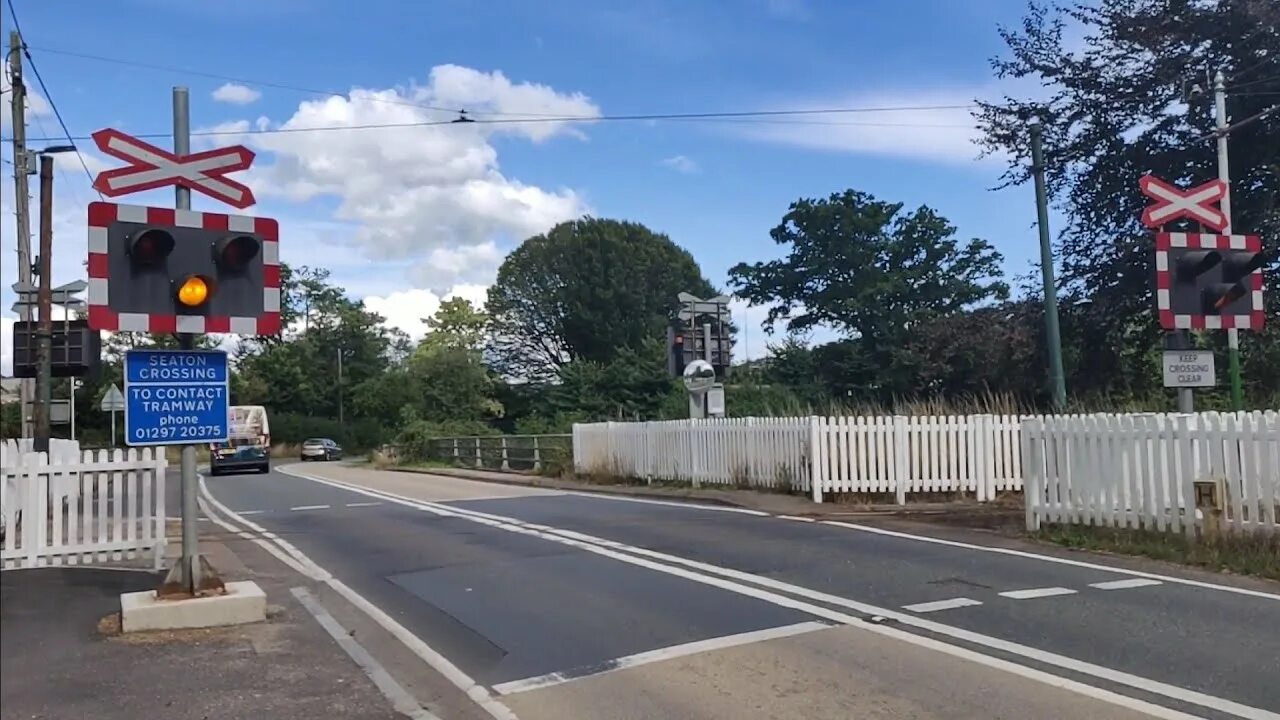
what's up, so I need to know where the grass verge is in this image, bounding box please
[1035,524,1280,581]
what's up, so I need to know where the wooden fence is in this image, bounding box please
[1023,411,1279,536]
[1,440,168,569]
[574,418,812,492]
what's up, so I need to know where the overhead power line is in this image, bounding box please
[16,42,979,139]
[12,103,981,144]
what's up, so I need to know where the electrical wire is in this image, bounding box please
[10,102,981,143]
[6,0,103,198]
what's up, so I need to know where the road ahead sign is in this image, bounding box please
[124,349,229,446]
[99,384,125,412]
[1162,350,1216,388]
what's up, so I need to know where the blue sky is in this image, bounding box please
[2,0,1054,369]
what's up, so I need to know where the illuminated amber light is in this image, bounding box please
[177,276,210,307]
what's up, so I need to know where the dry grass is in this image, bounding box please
[1036,524,1280,580]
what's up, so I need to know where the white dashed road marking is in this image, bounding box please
[237,510,265,516]
[346,501,382,508]
[290,504,330,511]
[1090,578,1164,591]
[903,597,983,613]
[1000,587,1078,600]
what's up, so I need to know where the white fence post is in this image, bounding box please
[809,416,823,503]
[500,436,510,471]
[892,416,908,505]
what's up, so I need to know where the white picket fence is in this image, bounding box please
[573,414,1024,501]
[1023,411,1280,536]
[573,411,1280,532]
[1,439,168,569]
[574,418,814,492]
[810,414,1024,502]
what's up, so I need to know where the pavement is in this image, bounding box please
[194,460,1280,720]
[0,484,486,720]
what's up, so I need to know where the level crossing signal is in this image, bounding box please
[1157,232,1266,330]
[87,202,281,335]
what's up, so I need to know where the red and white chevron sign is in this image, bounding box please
[91,128,257,209]
[1138,175,1228,232]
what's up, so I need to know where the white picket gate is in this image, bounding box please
[1022,411,1280,536]
[1,440,168,569]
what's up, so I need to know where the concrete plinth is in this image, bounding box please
[120,580,266,633]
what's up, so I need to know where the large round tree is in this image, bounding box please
[486,217,718,380]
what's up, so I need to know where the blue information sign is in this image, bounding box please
[124,349,229,446]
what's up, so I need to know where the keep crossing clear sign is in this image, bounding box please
[1162,350,1216,388]
[124,349,230,446]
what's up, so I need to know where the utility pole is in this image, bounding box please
[1029,123,1068,412]
[33,155,53,452]
[8,30,35,438]
[337,347,344,427]
[1214,70,1244,411]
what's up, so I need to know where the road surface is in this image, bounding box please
[200,461,1280,720]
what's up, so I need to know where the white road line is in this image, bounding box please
[776,515,816,522]
[492,621,832,696]
[290,504,330,511]
[237,509,265,516]
[819,519,1280,602]
[274,466,1271,720]
[407,466,1280,602]
[1091,578,1164,591]
[196,476,519,720]
[564,491,770,516]
[999,587,1079,600]
[346,502,382,508]
[902,597,983,613]
[291,587,442,720]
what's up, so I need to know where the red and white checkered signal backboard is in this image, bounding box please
[87,201,281,335]
[1155,231,1264,331]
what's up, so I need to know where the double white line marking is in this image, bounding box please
[203,468,1278,720]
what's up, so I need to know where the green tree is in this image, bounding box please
[395,298,503,423]
[729,190,1008,399]
[421,297,488,354]
[975,0,1279,402]
[486,218,719,379]
[729,190,1008,340]
[234,266,403,422]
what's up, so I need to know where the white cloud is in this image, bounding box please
[660,155,699,174]
[737,89,992,164]
[1,316,13,376]
[211,65,599,294]
[363,284,488,340]
[212,82,262,105]
[0,72,51,134]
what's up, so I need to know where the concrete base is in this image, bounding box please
[120,580,266,633]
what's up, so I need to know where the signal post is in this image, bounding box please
[86,88,279,603]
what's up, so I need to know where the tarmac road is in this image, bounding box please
[200,461,1280,720]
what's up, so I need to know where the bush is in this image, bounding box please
[269,413,388,452]
[394,419,498,463]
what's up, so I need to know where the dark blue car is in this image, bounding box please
[209,441,270,475]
